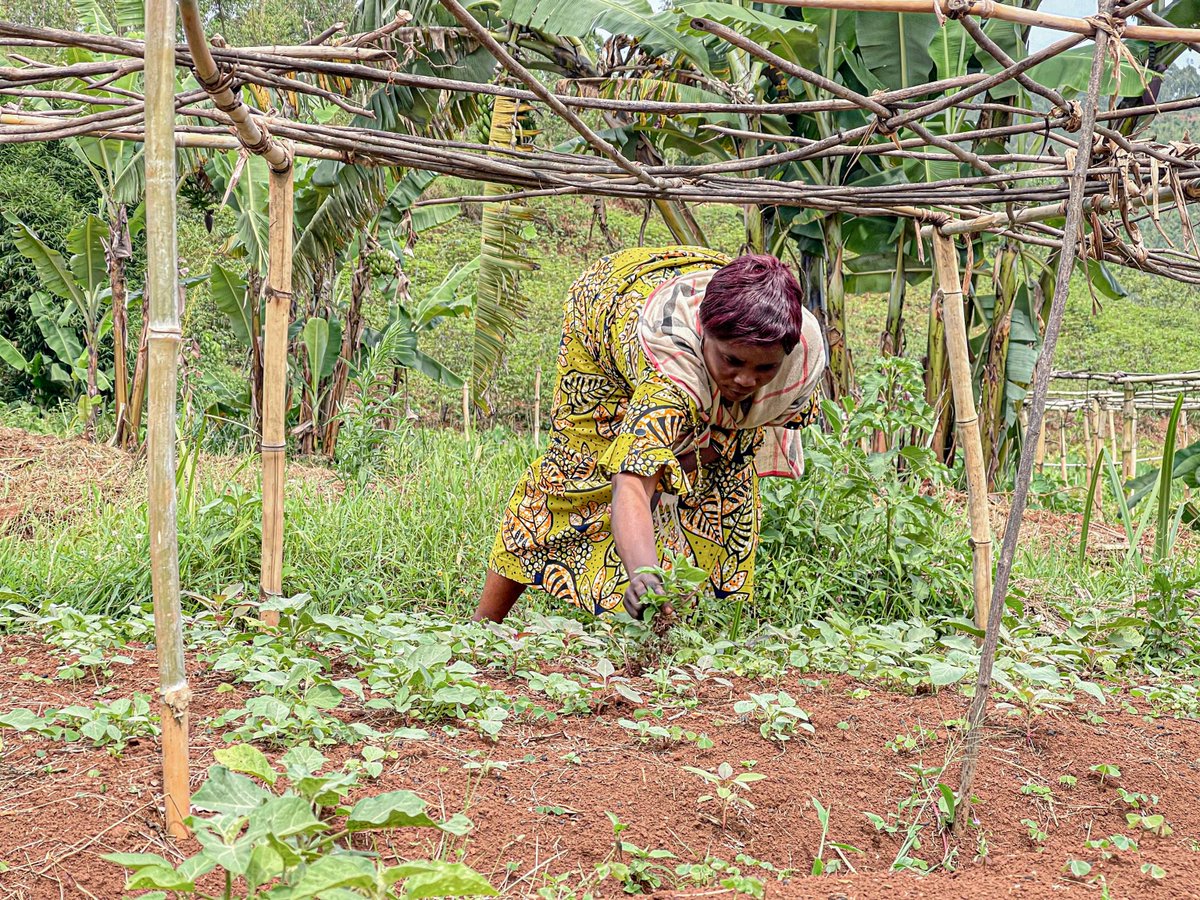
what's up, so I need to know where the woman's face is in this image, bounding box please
[701,335,787,403]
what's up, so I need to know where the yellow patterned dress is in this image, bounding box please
[489,246,817,614]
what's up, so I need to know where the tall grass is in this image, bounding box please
[0,427,534,619]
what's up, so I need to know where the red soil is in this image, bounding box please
[2,638,1200,899]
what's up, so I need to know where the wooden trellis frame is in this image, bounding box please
[3,0,1200,841]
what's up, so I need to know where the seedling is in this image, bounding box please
[1142,862,1167,880]
[733,691,814,743]
[1065,859,1093,879]
[1021,818,1048,847]
[1086,834,1138,860]
[1090,763,1122,786]
[810,798,861,875]
[596,813,676,894]
[995,683,1072,745]
[885,725,936,754]
[584,656,643,705]
[618,717,713,750]
[683,762,767,829]
[1127,813,1174,837]
[1116,788,1158,809]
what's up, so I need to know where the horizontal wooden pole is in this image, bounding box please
[1053,369,1200,384]
[761,0,1200,42]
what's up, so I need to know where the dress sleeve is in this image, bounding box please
[598,372,697,496]
[780,390,822,429]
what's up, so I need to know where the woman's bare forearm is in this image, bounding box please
[612,470,662,588]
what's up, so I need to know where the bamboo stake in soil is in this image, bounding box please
[144,0,188,840]
[260,158,294,625]
[1059,410,1069,483]
[1123,385,1137,481]
[1090,398,1105,514]
[1107,407,1118,463]
[952,0,1113,832]
[932,232,993,631]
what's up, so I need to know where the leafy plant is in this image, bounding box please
[1090,763,1122,786]
[618,716,713,750]
[733,691,814,743]
[810,798,860,875]
[0,693,158,752]
[683,762,767,829]
[757,357,971,623]
[1127,812,1174,837]
[104,745,493,899]
[1021,818,1048,847]
[595,813,676,894]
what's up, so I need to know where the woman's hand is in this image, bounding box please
[622,572,665,620]
[612,469,666,619]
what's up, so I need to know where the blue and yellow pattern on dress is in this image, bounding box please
[488,246,816,614]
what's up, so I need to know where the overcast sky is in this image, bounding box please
[1028,0,1197,64]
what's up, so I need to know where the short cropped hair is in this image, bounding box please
[699,254,806,354]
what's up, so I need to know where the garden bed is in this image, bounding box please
[2,633,1198,899]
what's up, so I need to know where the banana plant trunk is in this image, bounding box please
[881,234,906,359]
[247,270,264,435]
[979,243,1018,488]
[821,215,854,399]
[925,265,952,464]
[125,290,150,446]
[108,204,133,447]
[474,94,537,399]
[322,254,369,458]
[85,334,99,440]
[875,236,907,452]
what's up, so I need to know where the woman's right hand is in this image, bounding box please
[622,572,665,619]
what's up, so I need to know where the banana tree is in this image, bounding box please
[70,138,145,447]
[4,214,113,437]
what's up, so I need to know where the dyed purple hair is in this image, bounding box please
[699,254,805,353]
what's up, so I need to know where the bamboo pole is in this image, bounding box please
[952,0,1114,834]
[144,0,188,841]
[932,233,993,631]
[1107,407,1118,462]
[1059,410,1069,483]
[259,159,294,626]
[533,366,541,450]
[1083,399,1094,489]
[1122,384,1137,482]
[760,0,1200,42]
[463,381,472,442]
[177,0,290,170]
[1088,398,1104,513]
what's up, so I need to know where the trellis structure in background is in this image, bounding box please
[4,0,1200,838]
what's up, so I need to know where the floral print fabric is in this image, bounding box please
[488,246,817,614]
